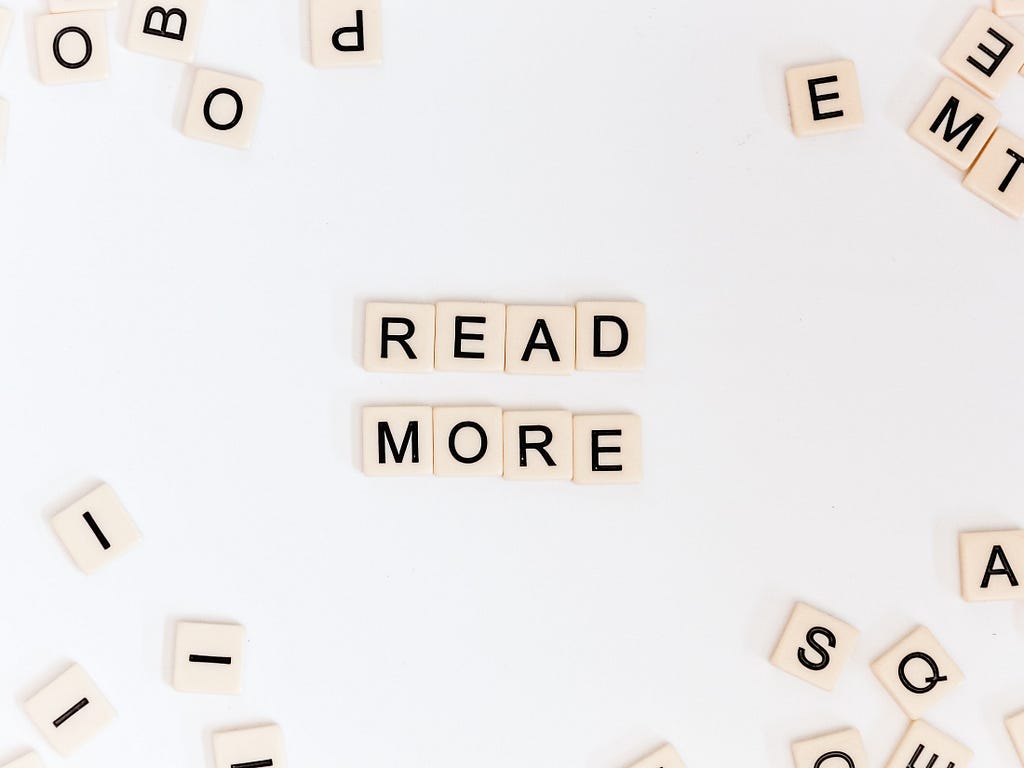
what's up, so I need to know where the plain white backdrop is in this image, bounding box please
[2,0,1024,766]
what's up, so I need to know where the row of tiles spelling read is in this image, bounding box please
[364,301,646,374]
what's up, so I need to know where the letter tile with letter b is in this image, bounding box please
[362,406,433,477]
[505,305,575,375]
[24,664,115,757]
[871,626,964,720]
[575,301,645,372]
[572,414,642,484]
[51,483,142,574]
[126,0,204,63]
[959,529,1024,601]
[364,302,435,373]
[770,602,859,691]
[792,728,867,768]
[0,754,44,768]
[502,410,572,481]
[173,621,246,695]
[434,302,506,373]
[963,128,1024,219]
[785,60,864,137]
[36,11,110,85]
[884,721,971,768]
[310,0,382,68]
[941,8,1024,98]
[183,68,263,150]
[212,724,286,768]
[909,79,1000,171]
[433,406,502,477]
[625,744,686,768]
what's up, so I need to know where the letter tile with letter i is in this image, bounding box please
[213,724,286,768]
[183,69,264,150]
[624,744,686,768]
[770,602,859,691]
[310,0,382,68]
[24,664,116,757]
[963,128,1024,219]
[884,721,971,768]
[792,728,867,768]
[785,60,864,137]
[871,626,964,720]
[173,621,246,694]
[51,483,142,574]
[575,301,645,372]
[126,0,205,63]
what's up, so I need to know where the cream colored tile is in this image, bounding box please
[963,127,1024,219]
[0,753,45,768]
[884,721,971,768]
[310,0,382,68]
[770,602,859,692]
[994,0,1024,16]
[872,626,964,720]
[51,483,141,574]
[183,69,263,150]
[572,414,642,484]
[364,302,435,372]
[0,99,8,164]
[0,8,13,61]
[941,8,1024,98]
[909,78,1000,170]
[625,744,686,768]
[173,621,245,695]
[502,410,572,481]
[36,11,110,85]
[126,0,203,63]
[785,60,864,137]
[1007,709,1024,764]
[362,406,433,477]
[50,0,116,11]
[505,305,575,375]
[212,724,285,768]
[792,728,867,768]
[575,301,645,372]
[24,664,115,757]
[434,302,505,373]
[959,529,1024,600]
[433,406,502,477]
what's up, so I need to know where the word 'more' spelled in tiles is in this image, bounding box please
[24,663,115,756]
[51,483,141,574]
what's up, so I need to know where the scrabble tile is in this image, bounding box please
[909,79,1000,171]
[362,406,433,477]
[502,410,573,481]
[50,0,116,11]
[51,483,141,574]
[126,0,203,63]
[433,406,502,477]
[575,301,645,372]
[626,743,686,768]
[871,626,964,720]
[963,128,1024,219]
[1007,709,1024,764]
[24,664,115,757]
[212,724,286,768]
[884,721,971,768]
[785,60,864,137]
[994,0,1024,16]
[183,69,263,150]
[36,11,110,85]
[0,753,45,768]
[173,621,246,695]
[792,728,867,768]
[434,302,506,373]
[310,0,382,68]
[959,529,1024,600]
[0,7,12,61]
[572,414,642,484]
[770,602,860,692]
[505,305,575,375]
[363,302,435,373]
[0,99,8,164]
[940,8,1024,98]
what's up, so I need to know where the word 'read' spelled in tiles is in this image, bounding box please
[909,78,1000,171]
[572,414,642,484]
[183,69,263,149]
[212,724,286,768]
[575,302,645,372]
[785,60,864,137]
[940,8,1024,99]
[310,0,382,68]
[126,0,204,63]
[502,410,573,481]
[0,753,45,768]
[884,721,972,768]
[1006,710,1024,764]
[173,621,246,695]
[363,302,435,373]
[24,664,115,757]
[51,483,141,574]
[49,0,117,11]
[504,305,575,375]
[362,405,433,476]
[770,602,859,692]
[625,743,686,768]
[994,0,1024,16]
[36,11,110,85]
[434,302,506,373]
[432,406,503,477]
[0,7,12,60]
[959,529,1024,600]
[963,128,1024,218]
[871,626,964,720]
[792,728,867,768]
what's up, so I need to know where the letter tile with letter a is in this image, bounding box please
[884,721,971,768]
[940,8,1024,98]
[575,301,645,372]
[434,302,506,373]
[909,79,1000,171]
[1006,709,1024,764]
[625,743,686,768]
[212,724,286,768]
[433,406,502,477]
[183,68,263,150]
[24,664,116,757]
[792,728,867,768]
[959,529,1024,601]
[173,621,246,694]
[362,406,433,477]
[502,410,572,480]
[572,414,642,484]
[51,483,142,574]
[871,626,964,720]
[363,302,435,373]
[505,305,575,375]
[963,128,1024,219]
[310,0,382,68]
[770,602,859,691]
[785,60,864,137]
[36,11,110,85]
[0,754,45,768]
[126,0,204,63]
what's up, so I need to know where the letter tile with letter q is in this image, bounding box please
[871,626,964,720]
[624,744,686,768]
[36,11,110,85]
[126,0,204,63]
[792,729,867,768]
[310,0,382,68]
[785,60,864,137]
[770,602,859,692]
[183,68,263,150]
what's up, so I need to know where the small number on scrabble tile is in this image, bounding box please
[505,305,575,375]
[575,301,645,372]
[940,8,1024,98]
[212,724,285,768]
[0,753,45,768]
[502,410,573,481]
[36,11,110,85]
[183,69,263,150]
[785,60,864,137]
[173,621,246,695]
[24,664,116,757]
[362,405,433,476]
[770,602,859,692]
[792,728,867,768]
[884,721,972,768]
[909,79,1000,171]
[572,414,642,484]
[0,7,12,61]
[51,483,141,574]
[871,626,964,720]
[963,128,1024,219]
[363,302,435,373]
[433,406,503,477]
[434,302,506,373]
[625,744,686,768]
[126,0,204,63]
[310,0,382,68]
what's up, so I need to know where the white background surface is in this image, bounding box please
[2,0,1024,766]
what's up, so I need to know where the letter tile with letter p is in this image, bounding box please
[127,0,204,63]
[310,0,382,68]
[362,406,433,477]
[872,626,964,720]
[36,11,110,85]
[884,721,971,768]
[183,68,263,150]
[785,60,864,137]
[792,729,867,768]
[770,602,859,691]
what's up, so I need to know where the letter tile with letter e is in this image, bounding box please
[173,621,246,695]
[884,721,971,768]
[941,8,1024,98]
[770,602,859,691]
[36,11,110,85]
[0,7,12,61]
[362,406,433,477]
[871,626,964,720]
[1006,709,1024,764]
[502,410,572,481]
[433,406,502,477]
[909,78,1000,171]
[785,60,864,137]
[0,754,45,768]
[363,302,435,373]
[959,529,1024,601]
[575,301,645,372]
[572,414,642,484]
[183,68,263,150]
[126,0,204,62]
[310,0,382,68]
[212,724,286,768]
[963,128,1024,219]
[51,483,141,574]
[434,302,506,373]
[625,743,686,768]
[505,305,575,375]
[24,664,116,757]
[792,728,867,768]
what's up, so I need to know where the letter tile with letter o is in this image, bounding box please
[785,60,864,137]
[126,0,204,63]
[362,405,433,477]
[575,301,645,371]
[770,602,859,692]
[909,78,1000,171]
[884,721,971,768]
[310,0,382,68]
[792,728,867,768]
[36,11,110,85]
[433,406,502,477]
[173,621,246,695]
[364,302,435,373]
[871,626,964,720]
[212,724,286,768]
[572,413,642,484]
[625,744,686,768]
[24,664,116,757]
[183,68,263,149]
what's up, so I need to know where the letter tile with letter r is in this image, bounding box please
[24,664,116,757]
[963,128,1024,219]
[363,302,435,373]
[212,724,285,768]
[183,68,263,149]
[572,413,642,484]
[959,529,1024,601]
[909,78,1000,171]
[126,0,204,62]
[792,728,867,768]
[173,621,246,695]
[625,744,686,768]
[940,8,1024,98]
[434,302,506,373]
[502,410,572,480]
[0,753,45,768]
[785,60,864,137]
[770,602,859,691]
[433,406,502,477]
[310,0,382,68]
[362,405,433,477]
[505,305,575,375]
[575,301,645,372]
[51,483,142,574]
[884,721,971,768]
[36,11,110,85]
[872,626,964,720]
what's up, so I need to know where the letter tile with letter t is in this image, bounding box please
[785,60,864,137]
[502,410,572,481]
[434,302,506,373]
[572,414,642,484]
[963,128,1024,219]
[792,728,868,768]
[505,305,575,375]
[0,754,45,768]
[310,0,382,68]
[770,602,860,691]
[36,11,110,85]
[624,744,686,768]
[363,302,435,373]
[212,724,286,768]
[51,483,142,574]
[884,721,971,768]
[126,0,204,63]
[433,406,503,477]
[183,68,263,150]
[940,8,1024,98]
[909,78,1000,171]
[575,301,645,372]
[959,529,1024,601]
[871,626,964,720]
[24,664,116,757]
[362,406,433,477]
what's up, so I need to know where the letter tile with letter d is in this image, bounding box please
[183,68,263,150]
[36,11,110,85]
[127,0,204,63]
[785,60,864,137]
[625,744,686,768]
[433,406,502,477]
[310,0,382,68]
[770,602,859,691]
[909,79,1000,171]
[792,728,867,768]
[575,301,645,372]
[24,664,116,757]
[362,406,433,477]
[884,721,971,768]
[871,626,964,720]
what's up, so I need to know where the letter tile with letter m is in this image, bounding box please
[909,79,1000,171]
[770,602,859,691]
[127,0,204,63]
[362,406,433,477]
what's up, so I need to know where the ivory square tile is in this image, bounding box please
[0,99,8,164]
[0,7,12,61]
[959,529,1024,601]
[502,410,573,481]
[770,602,860,692]
[994,0,1024,16]
[433,406,502,477]
[36,11,110,85]
[183,69,263,150]
[173,621,246,695]
[625,743,686,768]
[212,724,286,768]
[909,78,1000,170]
[792,729,867,768]
[434,302,506,373]
[871,626,964,720]
[362,406,433,477]
[785,60,864,137]
[963,128,1024,219]
[884,721,971,768]
[363,302,435,373]
[0,753,45,768]
[24,664,115,757]
[50,0,116,10]
[126,0,203,62]
[1007,709,1024,764]
[505,305,575,375]
[51,483,141,574]
[310,0,382,68]
[572,414,642,484]
[575,301,645,372]
[941,8,1024,98]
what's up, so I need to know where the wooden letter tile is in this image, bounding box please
[212,724,286,768]
[362,406,433,477]
[173,621,246,695]
[364,302,435,373]
[959,529,1024,601]
[871,626,964,720]
[24,664,115,757]
[963,127,1024,219]
[434,302,506,373]
[126,0,204,63]
[433,406,502,477]
[884,721,971,768]
[0,754,45,768]
[941,8,1024,98]
[770,602,859,691]
[625,744,686,768]
[183,69,263,150]
[505,305,575,375]
[909,79,1000,170]
[785,60,864,137]
[502,410,572,481]
[575,301,645,372]
[572,414,642,484]
[36,11,110,85]
[51,483,141,574]
[792,728,867,768]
